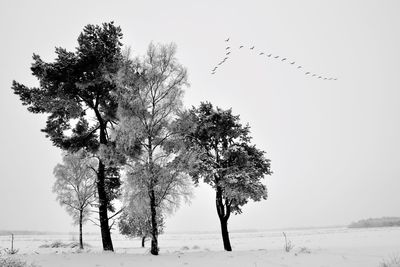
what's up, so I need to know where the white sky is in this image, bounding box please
[1,0,399,233]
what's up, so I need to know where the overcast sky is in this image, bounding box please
[1,0,399,233]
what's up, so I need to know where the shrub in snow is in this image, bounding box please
[4,234,18,255]
[298,247,311,254]
[283,232,294,252]
[0,257,39,267]
[39,241,91,249]
[380,254,400,267]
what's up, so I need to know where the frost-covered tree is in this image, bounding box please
[53,150,97,249]
[12,22,123,251]
[119,161,164,248]
[114,43,191,255]
[118,209,164,247]
[180,102,272,251]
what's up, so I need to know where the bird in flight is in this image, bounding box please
[274,56,279,59]
[239,45,244,49]
[225,38,230,42]
[290,61,295,64]
[250,46,255,50]
[305,72,310,75]
[259,52,265,55]
[312,74,316,77]
[226,47,230,50]
[267,54,272,57]
[297,66,302,69]
[226,52,231,55]
[281,58,287,61]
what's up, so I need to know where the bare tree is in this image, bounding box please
[114,43,191,255]
[53,150,97,249]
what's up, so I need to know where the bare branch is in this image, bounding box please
[108,208,124,221]
[88,218,101,227]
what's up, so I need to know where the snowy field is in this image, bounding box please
[1,227,400,267]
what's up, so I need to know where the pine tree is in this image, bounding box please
[180,102,272,251]
[11,22,123,251]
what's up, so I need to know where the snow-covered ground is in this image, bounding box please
[1,226,400,267]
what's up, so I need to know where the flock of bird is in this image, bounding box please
[211,38,338,81]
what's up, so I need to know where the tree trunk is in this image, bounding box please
[141,236,146,248]
[97,159,114,251]
[95,123,114,252]
[215,185,232,251]
[148,137,159,255]
[79,209,83,249]
[219,217,232,251]
[149,189,159,255]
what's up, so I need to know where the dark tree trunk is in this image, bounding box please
[219,217,232,251]
[79,209,83,249]
[149,188,159,255]
[97,159,114,251]
[141,236,146,248]
[216,185,232,251]
[148,137,159,255]
[94,123,114,251]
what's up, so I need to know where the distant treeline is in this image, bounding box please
[349,217,400,228]
[0,230,75,236]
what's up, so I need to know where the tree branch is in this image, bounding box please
[88,218,100,227]
[108,208,124,221]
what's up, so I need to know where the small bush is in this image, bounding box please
[192,245,200,250]
[3,248,19,255]
[283,232,294,252]
[298,247,311,254]
[39,241,91,249]
[4,234,19,255]
[180,246,189,251]
[0,256,39,267]
[39,241,67,248]
[380,254,400,267]
[69,242,91,249]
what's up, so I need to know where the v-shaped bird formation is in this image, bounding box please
[211,38,338,81]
